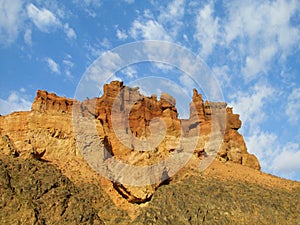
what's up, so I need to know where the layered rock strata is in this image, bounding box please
[0,81,260,203]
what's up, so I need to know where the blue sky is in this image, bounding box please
[0,0,300,181]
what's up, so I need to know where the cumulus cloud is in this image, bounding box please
[212,65,231,89]
[160,0,185,20]
[85,51,123,83]
[26,4,77,40]
[242,44,277,80]
[245,130,278,168]
[285,87,300,123]
[229,83,274,132]
[0,91,32,116]
[272,143,300,180]
[194,2,220,58]
[224,0,300,47]
[121,66,137,79]
[130,20,172,41]
[128,0,185,42]
[116,29,128,40]
[246,130,300,180]
[27,3,61,33]
[0,0,24,46]
[229,82,300,180]
[46,57,60,74]
[158,0,185,38]
[223,0,300,80]
[64,23,77,39]
[0,1,77,45]
[100,38,111,49]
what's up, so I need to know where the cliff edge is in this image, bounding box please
[1,81,299,224]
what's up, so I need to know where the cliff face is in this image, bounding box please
[0,81,260,203]
[1,81,300,224]
[78,81,259,170]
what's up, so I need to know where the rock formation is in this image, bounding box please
[0,81,260,203]
[1,81,299,224]
[31,90,76,114]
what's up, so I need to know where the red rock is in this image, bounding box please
[226,107,242,130]
[0,80,261,203]
[32,90,76,114]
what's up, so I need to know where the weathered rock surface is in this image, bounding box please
[31,90,76,114]
[0,81,261,203]
[0,80,299,224]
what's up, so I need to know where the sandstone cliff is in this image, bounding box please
[0,81,299,224]
[0,81,260,203]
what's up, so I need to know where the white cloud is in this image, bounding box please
[27,3,61,33]
[1,2,78,45]
[246,128,300,180]
[0,0,23,46]
[63,59,74,68]
[223,0,300,80]
[64,23,77,39]
[245,130,278,168]
[46,57,60,74]
[130,20,172,41]
[24,29,32,46]
[121,66,137,78]
[158,0,185,38]
[0,91,32,116]
[63,55,74,78]
[162,0,185,20]
[194,2,220,58]
[128,0,185,42]
[224,0,299,45]
[100,38,111,49]
[229,83,274,132]
[116,29,128,40]
[285,87,300,123]
[85,45,103,60]
[71,0,101,17]
[85,51,123,84]
[212,65,231,89]
[229,81,300,180]
[272,142,300,180]
[242,44,277,80]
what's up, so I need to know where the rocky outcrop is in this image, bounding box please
[1,81,299,224]
[183,88,260,170]
[31,90,76,114]
[0,80,260,203]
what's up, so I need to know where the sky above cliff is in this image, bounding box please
[0,0,300,181]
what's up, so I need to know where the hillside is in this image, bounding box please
[0,81,299,224]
